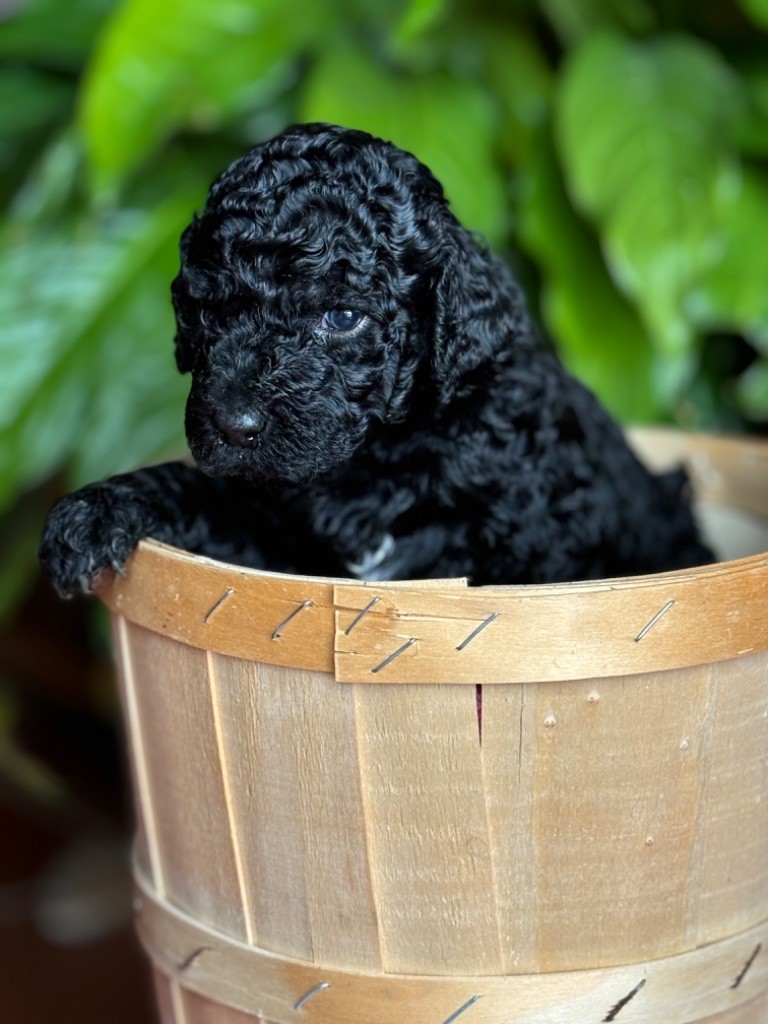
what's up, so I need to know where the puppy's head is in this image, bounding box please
[172,123,528,485]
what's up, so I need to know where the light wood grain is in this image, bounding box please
[695,651,768,945]
[125,622,247,939]
[152,969,179,1024]
[353,680,501,974]
[137,870,768,1024]
[98,542,339,671]
[529,667,715,969]
[333,553,768,682]
[628,428,768,520]
[699,990,768,1023]
[111,615,160,889]
[97,541,467,671]
[208,655,381,968]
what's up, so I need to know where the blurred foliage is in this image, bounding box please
[2,0,768,617]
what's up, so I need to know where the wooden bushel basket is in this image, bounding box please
[98,429,768,1024]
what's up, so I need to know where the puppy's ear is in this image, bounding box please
[430,222,531,400]
[170,218,199,375]
[173,329,194,375]
[170,277,195,374]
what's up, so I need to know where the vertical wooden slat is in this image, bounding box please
[696,651,768,944]
[293,668,382,970]
[180,987,265,1024]
[353,681,501,975]
[207,651,256,946]
[528,668,714,970]
[480,682,540,972]
[210,656,312,960]
[112,614,162,890]
[152,969,178,1024]
[127,623,247,940]
[211,654,382,968]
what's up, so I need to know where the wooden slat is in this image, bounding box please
[695,651,768,945]
[333,555,768,683]
[525,666,715,970]
[127,623,247,939]
[208,656,313,960]
[152,969,180,1024]
[111,615,159,889]
[479,682,541,973]
[292,669,381,970]
[210,654,382,968]
[136,872,768,1024]
[353,680,501,974]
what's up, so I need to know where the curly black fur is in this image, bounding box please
[40,123,712,596]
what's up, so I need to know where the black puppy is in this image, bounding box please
[40,123,712,594]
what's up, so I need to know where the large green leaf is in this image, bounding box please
[0,0,116,67]
[518,129,660,423]
[687,172,768,352]
[79,0,336,193]
[302,46,507,242]
[556,33,741,387]
[0,189,197,511]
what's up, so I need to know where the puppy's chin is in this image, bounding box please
[188,435,354,487]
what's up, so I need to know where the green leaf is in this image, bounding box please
[0,68,72,143]
[556,33,741,382]
[541,0,655,45]
[735,60,768,157]
[518,129,660,423]
[79,0,335,193]
[736,359,768,421]
[482,26,553,163]
[0,68,74,208]
[391,0,447,51]
[688,172,768,352]
[0,0,116,67]
[5,130,83,228]
[740,0,768,28]
[302,46,508,242]
[0,189,198,511]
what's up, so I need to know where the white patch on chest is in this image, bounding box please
[346,533,396,580]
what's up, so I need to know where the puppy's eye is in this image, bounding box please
[321,309,366,332]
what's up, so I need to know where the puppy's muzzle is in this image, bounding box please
[214,406,266,448]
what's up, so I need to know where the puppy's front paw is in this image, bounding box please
[39,483,153,598]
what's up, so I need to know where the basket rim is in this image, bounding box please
[98,428,768,682]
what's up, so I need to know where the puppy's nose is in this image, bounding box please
[215,408,266,447]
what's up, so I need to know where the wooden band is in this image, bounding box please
[97,541,467,674]
[332,555,768,683]
[97,541,340,672]
[97,541,768,685]
[135,869,768,1024]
